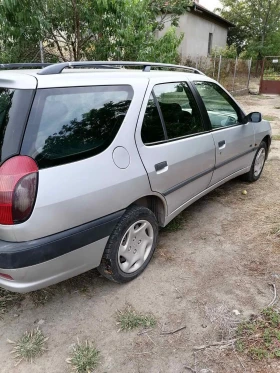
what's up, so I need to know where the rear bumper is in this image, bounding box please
[0,210,124,292]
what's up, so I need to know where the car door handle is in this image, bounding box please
[155,161,168,172]
[218,140,226,149]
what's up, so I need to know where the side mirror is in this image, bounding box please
[246,112,262,123]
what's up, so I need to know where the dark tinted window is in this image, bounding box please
[0,89,34,165]
[153,82,204,139]
[194,81,240,129]
[141,94,165,144]
[22,86,133,168]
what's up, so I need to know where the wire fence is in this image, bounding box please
[9,43,262,95]
[182,56,259,94]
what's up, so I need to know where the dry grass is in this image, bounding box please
[61,270,98,294]
[155,249,175,262]
[28,288,55,306]
[0,271,99,319]
[205,304,239,340]
[0,288,23,316]
[27,271,98,307]
[8,328,48,365]
[272,135,280,141]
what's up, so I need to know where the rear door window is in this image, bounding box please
[22,85,133,168]
[153,82,204,139]
[141,94,166,144]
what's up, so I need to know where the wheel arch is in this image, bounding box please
[262,135,271,159]
[129,194,167,227]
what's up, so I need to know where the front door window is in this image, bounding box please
[194,81,241,129]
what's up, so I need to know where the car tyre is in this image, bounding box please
[97,205,158,283]
[242,141,267,182]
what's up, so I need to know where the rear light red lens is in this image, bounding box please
[0,156,38,225]
[0,273,14,281]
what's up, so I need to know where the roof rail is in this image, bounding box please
[0,63,52,70]
[37,61,205,75]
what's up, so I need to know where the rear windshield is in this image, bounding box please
[21,85,133,168]
[0,89,34,165]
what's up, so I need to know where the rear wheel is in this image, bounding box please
[98,205,158,283]
[242,141,267,182]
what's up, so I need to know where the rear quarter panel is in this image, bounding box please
[2,78,159,241]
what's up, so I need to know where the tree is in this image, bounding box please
[0,0,189,63]
[216,0,280,57]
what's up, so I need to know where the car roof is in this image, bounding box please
[0,68,215,89]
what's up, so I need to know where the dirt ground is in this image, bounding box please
[0,94,280,373]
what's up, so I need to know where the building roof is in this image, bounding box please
[191,2,235,28]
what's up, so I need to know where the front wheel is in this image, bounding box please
[242,141,267,182]
[98,205,158,283]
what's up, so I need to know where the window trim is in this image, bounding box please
[151,90,168,140]
[143,130,212,147]
[191,80,246,131]
[142,81,209,146]
[140,92,166,145]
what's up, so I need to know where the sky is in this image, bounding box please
[199,0,222,11]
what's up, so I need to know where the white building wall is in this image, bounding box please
[157,12,228,60]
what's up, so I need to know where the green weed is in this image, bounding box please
[8,328,48,365]
[116,304,156,331]
[67,340,99,373]
[163,214,184,232]
[264,115,278,121]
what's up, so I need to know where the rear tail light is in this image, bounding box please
[0,156,38,225]
[0,273,14,281]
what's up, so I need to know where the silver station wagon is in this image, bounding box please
[0,61,271,292]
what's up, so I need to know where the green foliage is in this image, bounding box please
[236,308,280,361]
[263,328,273,346]
[249,347,269,360]
[237,321,256,336]
[138,27,184,64]
[217,0,280,58]
[236,340,244,352]
[211,44,238,59]
[262,307,280,327]
[0,0,190,63]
